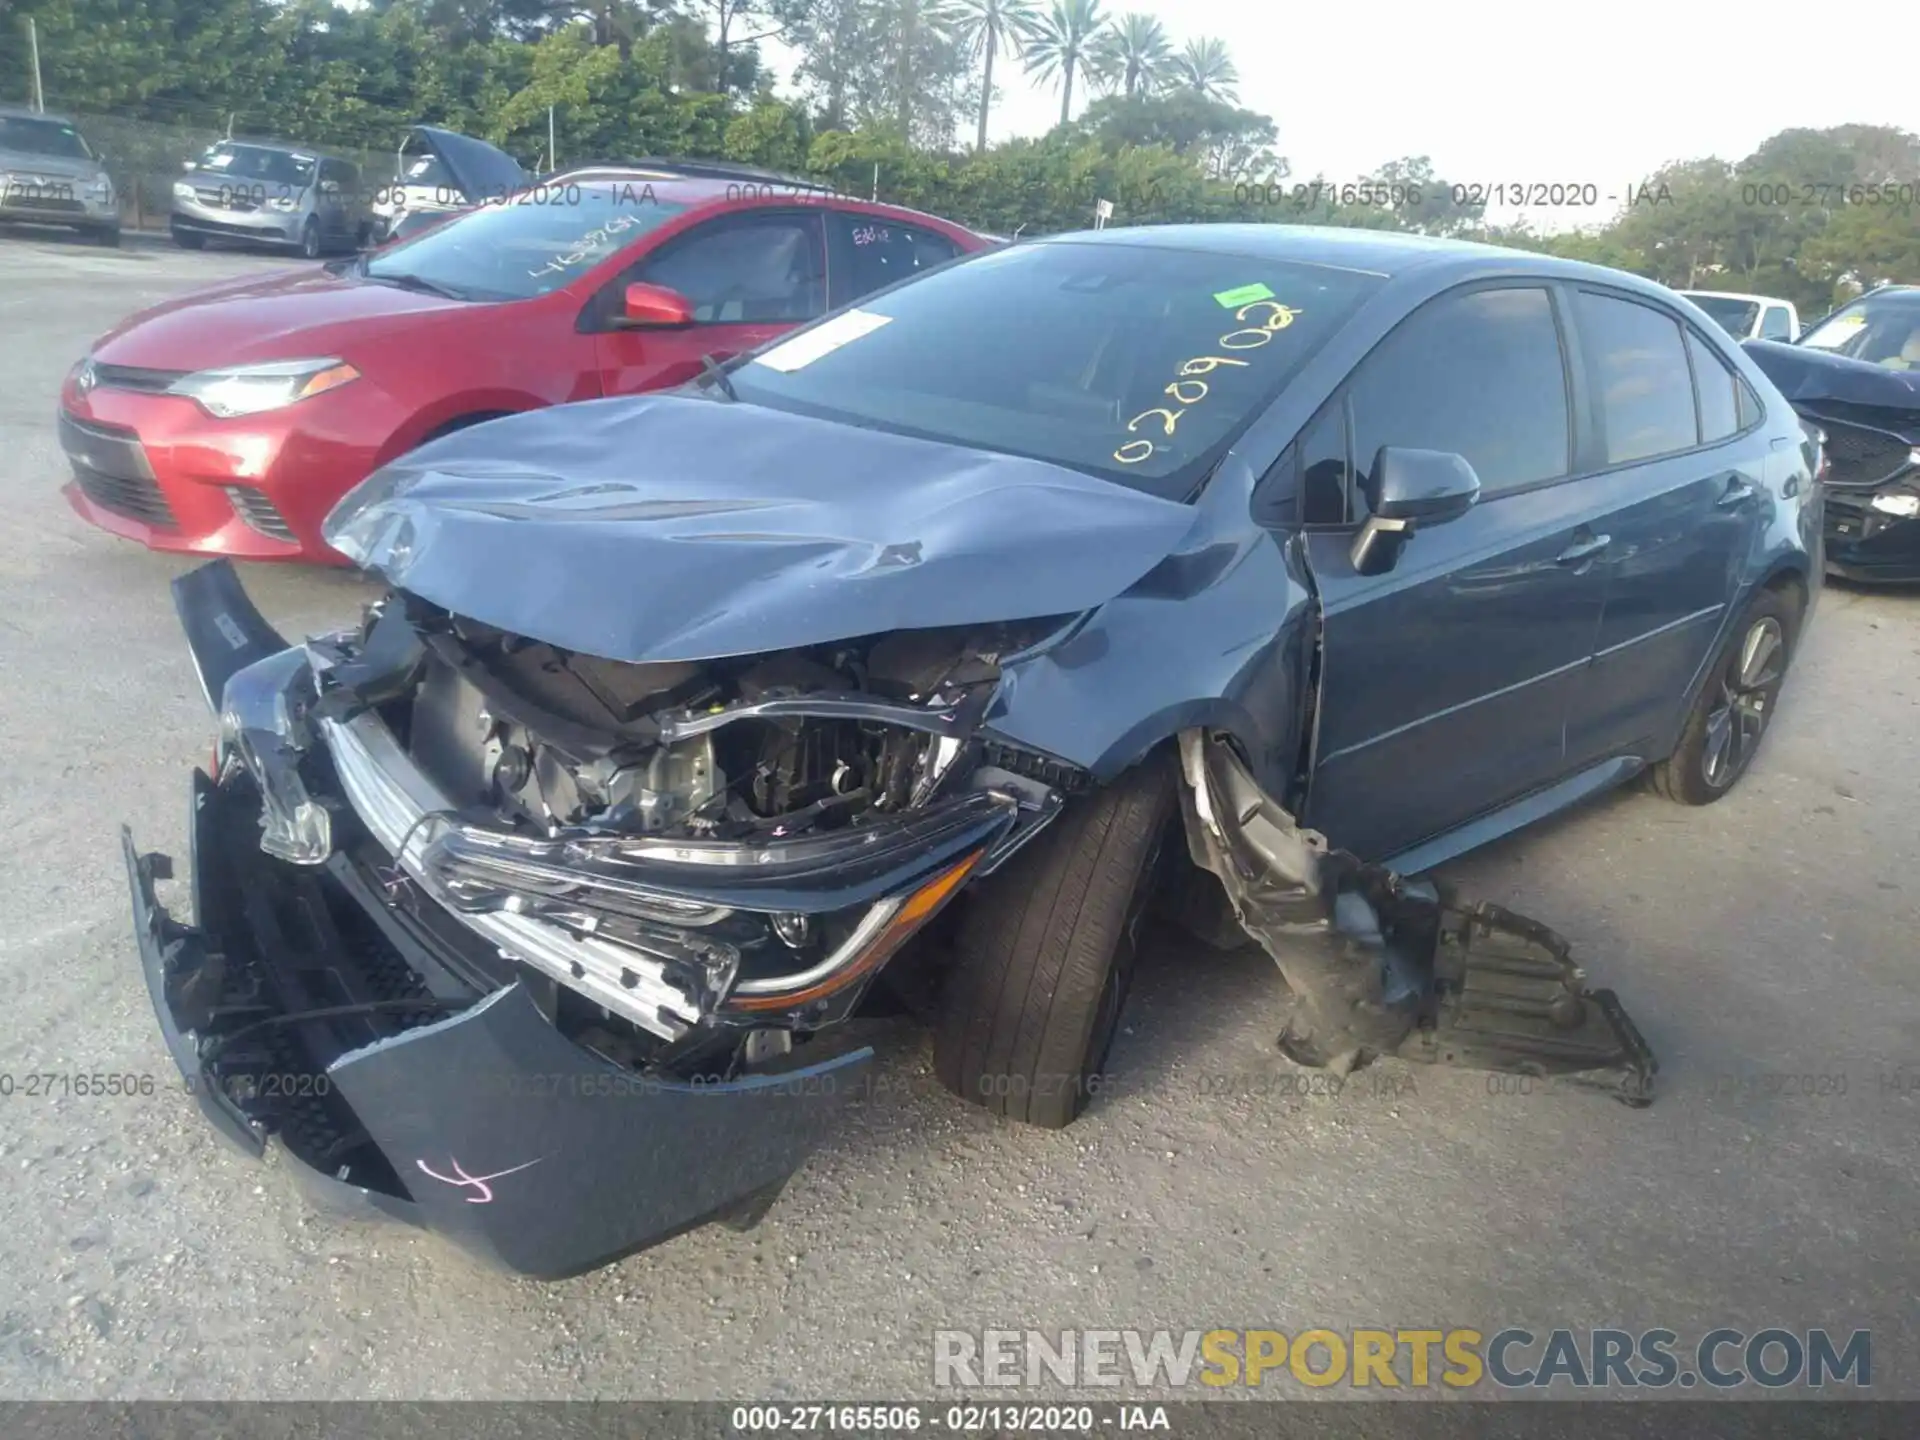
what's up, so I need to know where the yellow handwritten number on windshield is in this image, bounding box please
[1115,302,1303,465]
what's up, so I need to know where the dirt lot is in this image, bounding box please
[0,227,1915,1402]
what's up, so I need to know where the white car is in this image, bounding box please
[1680,290,1800,343]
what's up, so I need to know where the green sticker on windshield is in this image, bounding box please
[1214,282,1275,308]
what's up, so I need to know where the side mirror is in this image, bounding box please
[1351,447,1481,575]
[617,282,695,328]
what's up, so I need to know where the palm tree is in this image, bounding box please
[1174,36,1238,102]
[941,0,1039,152]
[1021,0,1107,128]
[1098,12,1172,98]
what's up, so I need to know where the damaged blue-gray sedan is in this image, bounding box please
[126,226,1822,1278]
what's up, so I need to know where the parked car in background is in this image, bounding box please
[369,125,528,243]
[125,227,1826,1275]
[170,140,370,257]
[0,106,119,245]
[1745,284,1920,582]
[1679,289,1800,342]
[62,170,989,561]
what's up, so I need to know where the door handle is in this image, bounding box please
[1715,475,1759,509]
[1555,533,1610,565]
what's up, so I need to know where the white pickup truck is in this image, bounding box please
[1679,290,1801,342]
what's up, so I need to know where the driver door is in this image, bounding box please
[1298,283,1611,866]
[587,210,828,396]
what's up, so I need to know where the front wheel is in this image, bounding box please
[1649,588,1800,805]
[170,225,205,250]
[298,217,321,260]
[933,755,1174,1129]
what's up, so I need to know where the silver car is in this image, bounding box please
[170,141,368,257]
[0,107,119,245]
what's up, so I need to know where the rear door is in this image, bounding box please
[586,209,828,395]
[1561,290,1771,764]
[1299,283,1611,863]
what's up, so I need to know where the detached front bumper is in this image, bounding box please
[125,769,875,1278]
[121,559,1018,1276]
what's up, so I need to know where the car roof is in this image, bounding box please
[547,165,982,234]
[0,105,83,125]
[1681,289,1789,303]
[1027,222,1681,295]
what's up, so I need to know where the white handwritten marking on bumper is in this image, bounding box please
[414,1154,543,1204]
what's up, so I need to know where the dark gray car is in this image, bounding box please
[171,140,368,257]
[0,107,119,244]
[125,225,1818,1277]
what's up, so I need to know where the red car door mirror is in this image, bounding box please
[619,283,695,329]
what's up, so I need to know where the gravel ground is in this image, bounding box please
[0,229,1914,1404]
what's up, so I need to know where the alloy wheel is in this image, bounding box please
[1701,616,1786,789]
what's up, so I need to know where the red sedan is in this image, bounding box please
[60,169,989,563]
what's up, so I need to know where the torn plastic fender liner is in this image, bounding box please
[1177,731,1656,1105]
[124,773,874,1279]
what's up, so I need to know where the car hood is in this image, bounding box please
[323,393,1201,664]
[1744,338,1920,420]
[410,125,526,204]
[0,148,102,181]
[90,267,466,370]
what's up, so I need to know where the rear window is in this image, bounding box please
[1687,294,1761,338]
[731,241,1384,498]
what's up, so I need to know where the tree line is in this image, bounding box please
[2,0,1913,310]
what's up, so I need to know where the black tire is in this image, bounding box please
[298,217,321,260]
[1649,587,1799,805]
[83,224,121,247]
[934,755,1175,1129]
[171,225,205,250]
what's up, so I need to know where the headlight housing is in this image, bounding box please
[1869,491,1920,519]
[167,358,360,418]
[266,195,300,212]
[172,180,194,200]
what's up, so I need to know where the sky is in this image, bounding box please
[759,0,1920,231]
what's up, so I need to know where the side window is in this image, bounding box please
[1736,373,1764,428]
[1348,285,1570,503]
[1686,328,1740,443]
[637,215,826,324]
[1760,306,1793,340]
[1574,291,1699,464]
[832,214,960,300]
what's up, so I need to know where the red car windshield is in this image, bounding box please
[363,182,689,302]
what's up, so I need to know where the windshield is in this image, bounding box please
[729,241,1384,497]
[0,116,93,161]
[193,144,315,188]
[363,182,689,302]
[1686,295,1762,338]
[1800,292,1920,369]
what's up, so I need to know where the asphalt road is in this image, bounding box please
[0,229,1914,1404]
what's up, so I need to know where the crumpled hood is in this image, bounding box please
[323,393,1201,663]
[1744,338,1920,418]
